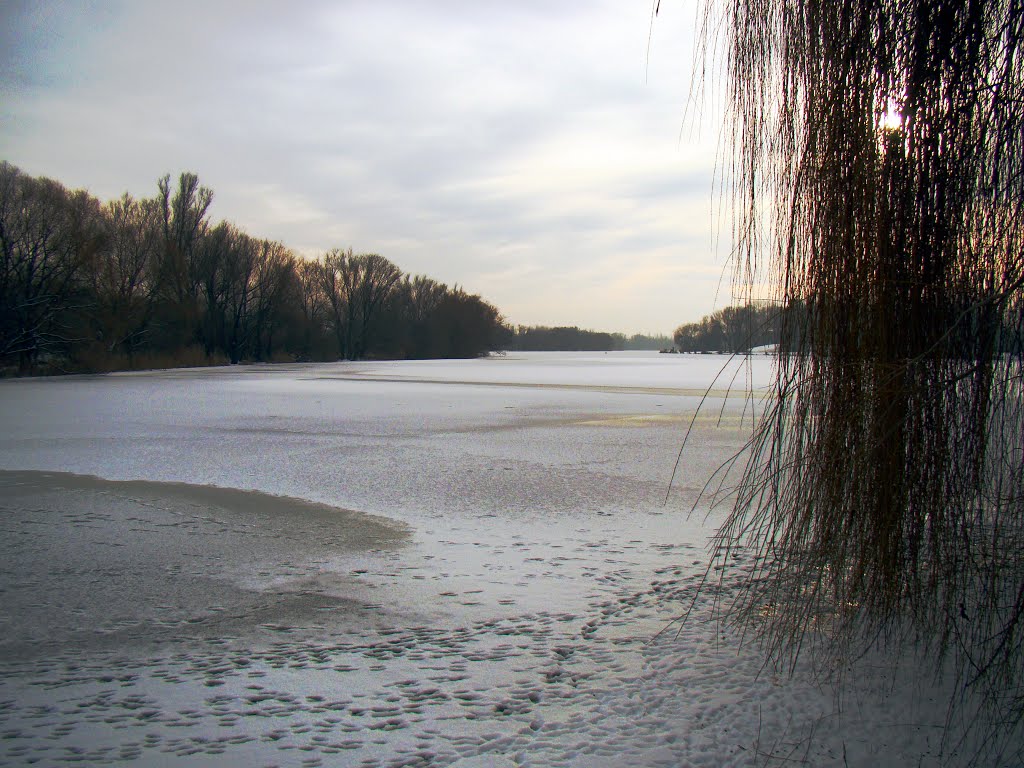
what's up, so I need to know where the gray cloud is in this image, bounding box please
[0,0,728,334]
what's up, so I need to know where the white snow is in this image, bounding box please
[0,352,1005,766]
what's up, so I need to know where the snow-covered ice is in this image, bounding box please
[0,352,998,766]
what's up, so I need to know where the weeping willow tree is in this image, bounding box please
[700,0,1024,754]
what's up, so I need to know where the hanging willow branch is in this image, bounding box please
[705,0,1024,753]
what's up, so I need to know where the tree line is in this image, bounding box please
[504,325,624,351]
[504,326,673,352]
[672,298,1018,356]
[0,162,506,374]
[672,303,782,353]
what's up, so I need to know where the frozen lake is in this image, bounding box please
[0,352,976,766]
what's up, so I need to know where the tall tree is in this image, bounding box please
[349,253,403,359]
[294,257,331,360]
[317,249,403,360]
[89,192,163,363]
[216,225,258,365]
[0,163,103,371]
[427,289,504,358]
[398,274,451,357]
[319,248,355,359]
[153,172,213,350]
[701,0,1024,753]
[250,240,297,361]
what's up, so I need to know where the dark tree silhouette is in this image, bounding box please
[696,0,1024,756]
[89,192,163,364]
[672,303,781,353]
[0,163,508,371]
[0,162,103,372]
[506,325,625,351]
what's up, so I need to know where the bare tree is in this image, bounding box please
[696,0,1024,756]
[219,227,258,365]
[317,249,402,359]
[0,162,508,369]
[250,240,297,361]
[295,257,330,360]
[319,248,354,359]
[194,222,258,363]
[154,172,213,347]
[0,162,103,371]
[90,193,163,362]
[350,253,403,359]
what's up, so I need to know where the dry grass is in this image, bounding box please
[64,344,229,374]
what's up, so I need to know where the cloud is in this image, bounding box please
[0,0,730,334]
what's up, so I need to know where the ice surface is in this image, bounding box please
[0,352,1001,766]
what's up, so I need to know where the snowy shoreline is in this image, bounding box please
[0,354,999,766]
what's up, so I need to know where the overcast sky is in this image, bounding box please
[1,1,732,335]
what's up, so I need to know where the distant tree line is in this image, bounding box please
[0,162,506,374]
[623,333,674,350]
[504,325,624,351]
[499,326,674,352]
[672,303,782,353]
[672,299,1019,356]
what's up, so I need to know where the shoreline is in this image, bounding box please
[0,469,411,538]
[0,471,410,659]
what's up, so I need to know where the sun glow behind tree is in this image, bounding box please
[694,0,1024,758]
